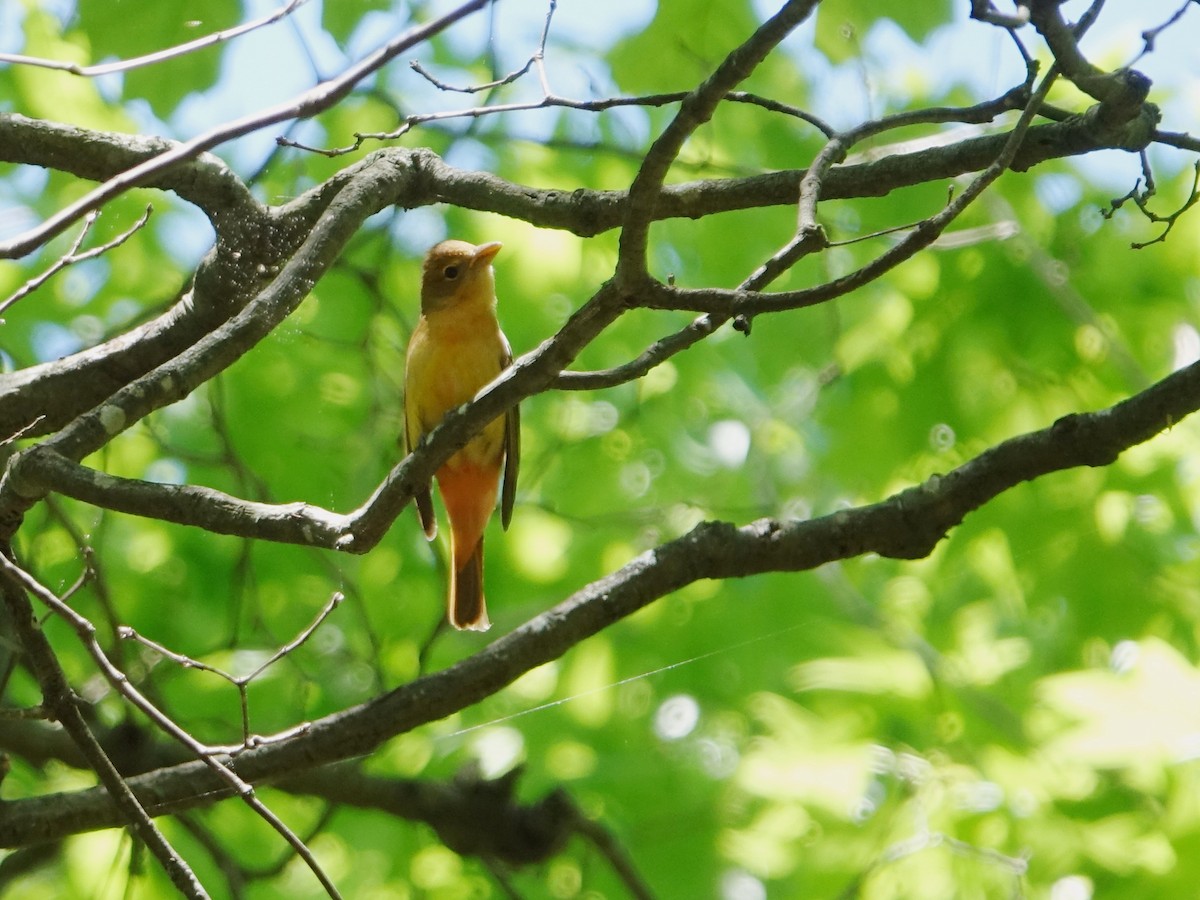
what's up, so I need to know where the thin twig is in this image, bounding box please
[648,60,1058,320]
[1130,159,1200,248]
[1,416,46,447]
[1137,0,1197,59]
[277,88,834,157]
[1102,154,1200,248]
[121,592,344,746]
[278,0,829,160]
[0,205,153,319]
[410,57,536,94]
[410,0,556,96]
[0,0,308,77]
[558,75,1035,383]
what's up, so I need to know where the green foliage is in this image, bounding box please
[322,0,393,46]
[76,0,239,117]
[815,0,954,63]
[3,2,1200,899]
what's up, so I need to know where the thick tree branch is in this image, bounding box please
[0,713,651,891]
[3,353,1198,848]
[0,148,392,445]
[0,114,263,228]
[0,65,1140,551]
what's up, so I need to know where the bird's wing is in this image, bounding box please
[500,336,519,530]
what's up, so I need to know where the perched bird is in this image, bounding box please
[403,240,519,631]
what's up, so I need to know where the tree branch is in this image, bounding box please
[0,0,308,77]
[0,558,344,899]
[0,205,153,319]
[0,75,1160,441]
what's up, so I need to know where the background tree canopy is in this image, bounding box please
[2,0,1200,897]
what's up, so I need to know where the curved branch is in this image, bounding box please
[3,352,1198,848]
[0,59,1164,547]
[0,113,262,228]
[399,97,1160,238]
[0,88,1159,447]
[552,313,721,390]
[284,88,837,157]
[616,0,821,287]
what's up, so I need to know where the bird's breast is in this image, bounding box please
[405,311,509,465]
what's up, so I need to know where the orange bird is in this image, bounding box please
[403,240,519,631]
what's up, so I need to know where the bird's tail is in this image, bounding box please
[449,535,490,631]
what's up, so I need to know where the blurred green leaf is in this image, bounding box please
[815,0,954,62]
[76,0,238,117]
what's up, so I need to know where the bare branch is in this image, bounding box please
[277,87,834,158]
[0,205,152,319]
[552,313,721,390]
[1154,128,1200,154]
[616,0,822,288]
[1137,0,1198,60]
[0,0,309,77]
[121,592,345,746]
[0,149,405,541]
[1028,0,1140,105]
[1103,156,1200,248]
[969,1,1031,29]
[551,78,1035,391]
[642,64,1065,320]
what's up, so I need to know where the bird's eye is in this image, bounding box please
[443,264,461,280]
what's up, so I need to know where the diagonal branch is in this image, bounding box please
[0,205,152,319]
[0,91,1161,448]
[0,0,308,77]
[0,49,1162,556]
[0,150,409,539]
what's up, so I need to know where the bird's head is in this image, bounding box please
[420,240,502,314]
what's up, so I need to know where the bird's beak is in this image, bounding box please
[471,241,503,268]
